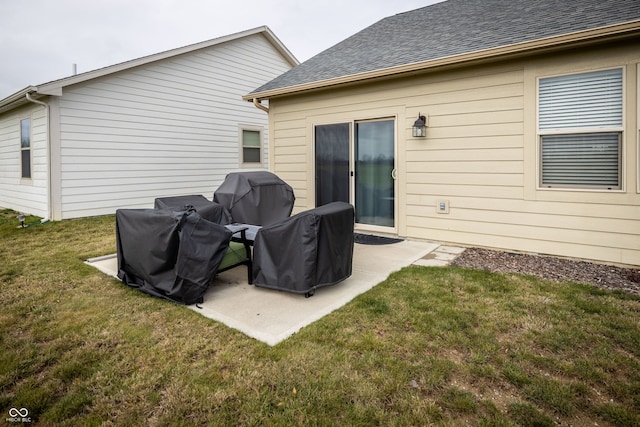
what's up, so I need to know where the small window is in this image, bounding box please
[20,118,31,179]
[538,68,623,190]
[241,129,262,165]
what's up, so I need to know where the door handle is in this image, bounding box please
[391,168,397,180]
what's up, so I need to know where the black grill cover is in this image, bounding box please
[213,171,295,226]
[154,195,231,224]
[116,208,232,305]
[252,202,354,295]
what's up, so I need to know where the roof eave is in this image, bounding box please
[0,86,38,114]
[244,19,640,101]
[261,27,300,67]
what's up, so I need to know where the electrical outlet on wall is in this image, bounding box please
[436,200,449,214]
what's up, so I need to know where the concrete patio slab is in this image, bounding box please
[86,239,440,346]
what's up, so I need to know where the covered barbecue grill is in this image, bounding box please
[213,171,295,226]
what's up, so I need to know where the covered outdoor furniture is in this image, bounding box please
[116,208,246,305]
[154,194,231,224]
[213,171,295,226]
[251,201,355,297]
[153,198,253,283]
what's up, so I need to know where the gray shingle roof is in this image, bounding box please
[250,0,640,96]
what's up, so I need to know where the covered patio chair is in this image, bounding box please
[116,208,249,305]
[251,201,355,297]
[213,171,295,226]
[153,197,252,283]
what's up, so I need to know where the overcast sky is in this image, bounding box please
[0,0,441,100]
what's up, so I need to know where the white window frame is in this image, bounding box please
[536,67,624,191]
[239,126,264,167]
[20,117,32,180]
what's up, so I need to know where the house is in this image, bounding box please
[244,0,640,266]
[0,26,297,220]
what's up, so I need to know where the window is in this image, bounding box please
[241,129,262,165]
[538,68,623,190]
[20,118,31,179]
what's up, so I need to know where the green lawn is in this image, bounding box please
[1,209,639,426]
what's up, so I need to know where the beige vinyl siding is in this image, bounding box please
[270,117,309,207]
[404,68,528,250]
[268,41,639,265]
[0,104,49,217]
[56,34,290,219]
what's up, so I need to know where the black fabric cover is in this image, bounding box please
[213,171,295,226]
[154,195,231,224]
[252,201,354,295]
[116,208,232,305]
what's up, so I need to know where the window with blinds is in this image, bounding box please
[538,68,623,190]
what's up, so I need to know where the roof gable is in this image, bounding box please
[0,26,297,113]
[37,26,297,96]
[248,0,640,99]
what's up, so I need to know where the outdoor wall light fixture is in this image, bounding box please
[412,113,428,138]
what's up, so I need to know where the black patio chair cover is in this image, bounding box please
[154,195,231,224]
[213,171,295,226]
[115,208,232,305]
[252,201,354,296]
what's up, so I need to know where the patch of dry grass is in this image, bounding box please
[1,210,639,426]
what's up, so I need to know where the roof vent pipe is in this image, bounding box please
[72,64,77,76]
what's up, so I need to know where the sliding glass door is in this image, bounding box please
[355,120,395,227]
[315,119,395,230]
